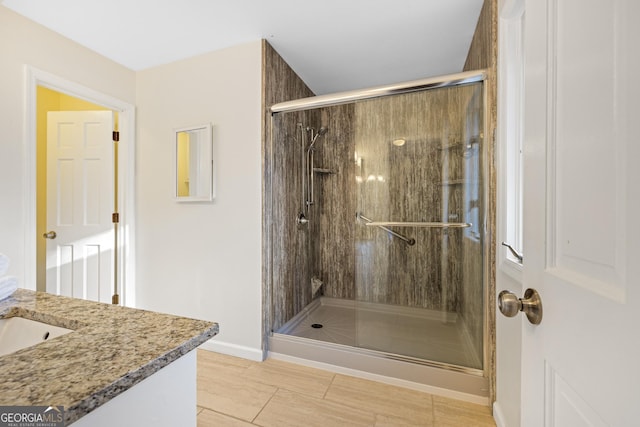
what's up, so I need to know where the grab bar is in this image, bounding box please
[357,214,416,246]
[364,221,471,228]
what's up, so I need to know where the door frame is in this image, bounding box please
[24,66,137,306]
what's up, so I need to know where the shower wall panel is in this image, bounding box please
[262,40,316,332]
[313,105,356,300]
[350,85,481,312]
[459,84,485,368]
[271,110,322,329]
[463,0,497,380]
[269,83,485,331]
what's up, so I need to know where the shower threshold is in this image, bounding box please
[269,297,489,404]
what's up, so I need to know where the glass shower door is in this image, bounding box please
[353,83,485,370]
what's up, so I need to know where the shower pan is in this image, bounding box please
[266,70,490,400]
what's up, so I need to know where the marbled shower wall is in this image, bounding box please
[270,82,485,348]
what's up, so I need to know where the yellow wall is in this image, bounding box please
[176,132,190,197]
[36,86,117,291]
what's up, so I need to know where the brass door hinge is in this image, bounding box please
[112,131,120,142]
[112,213,120,223]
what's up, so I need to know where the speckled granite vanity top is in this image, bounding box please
[0,289,218,424]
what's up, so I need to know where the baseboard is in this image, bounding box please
[198,338,264,361]
[493,401,508,427]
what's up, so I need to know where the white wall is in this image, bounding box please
[494,270,522,427]
[494,0,524,425]
[0,6,136,285]
[135,41,264,359]
[0,5,263,360]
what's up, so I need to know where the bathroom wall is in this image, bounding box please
[495,0,522,423]
[350,85,484,330]
[314,105,356,300]
[352,91,448,309]
[0,5,136,286]
[270,110,316,330]
[263,42,318,333]
[135,41,264,358]
[463,0,498,403]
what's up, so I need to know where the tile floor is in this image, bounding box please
[197,349,496,427]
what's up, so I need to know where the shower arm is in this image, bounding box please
[357,213,416,246]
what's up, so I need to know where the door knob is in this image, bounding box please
[43,231,57,239]
[498,288,543,325]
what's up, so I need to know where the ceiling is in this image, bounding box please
[1,0,484,95]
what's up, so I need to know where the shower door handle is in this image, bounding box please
[498,288,543,325]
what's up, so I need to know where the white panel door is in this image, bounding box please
[46,111,114,303]
[521,0,639,425]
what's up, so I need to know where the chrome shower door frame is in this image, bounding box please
[267,69,491,393]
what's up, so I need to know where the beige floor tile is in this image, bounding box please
[197,409,255,427]
[197,368,277,422]
[198,349,254,375]
[244,358,335,398]
[433,395,495,427]
[375,413,434,426]
[324,374,433,425]
[254,388,376,427]
[196,351,495,427]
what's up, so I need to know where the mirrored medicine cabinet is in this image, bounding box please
[174,123,214,202]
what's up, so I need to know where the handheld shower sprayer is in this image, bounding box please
[298,125,329,226]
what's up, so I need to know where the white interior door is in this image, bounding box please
[520,0,639,425]
[46,111,114,303]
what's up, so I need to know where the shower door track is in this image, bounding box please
[271,69,487,114]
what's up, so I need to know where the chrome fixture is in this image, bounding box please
[357,213,416,246]
[297,124,329,225]
[296,212,309,225]
[306,126,328,210]
[498,288,543,325]
[271,70,487,113]
[364,221,471,228]
[313,168,335,174]
[501,242,523,262]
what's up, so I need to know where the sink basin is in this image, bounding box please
[0,316,72,356]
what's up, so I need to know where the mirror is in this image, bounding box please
[174,124,214,202]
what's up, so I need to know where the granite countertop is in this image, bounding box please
[0,289,218,424]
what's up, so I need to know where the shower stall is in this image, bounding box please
[267,70,489,398]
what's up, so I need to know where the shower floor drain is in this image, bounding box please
[311,323,323,329]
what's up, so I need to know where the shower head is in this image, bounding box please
[308,126,328,151]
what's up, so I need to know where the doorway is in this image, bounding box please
[38,90,118,302]
[25,67,136,306]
